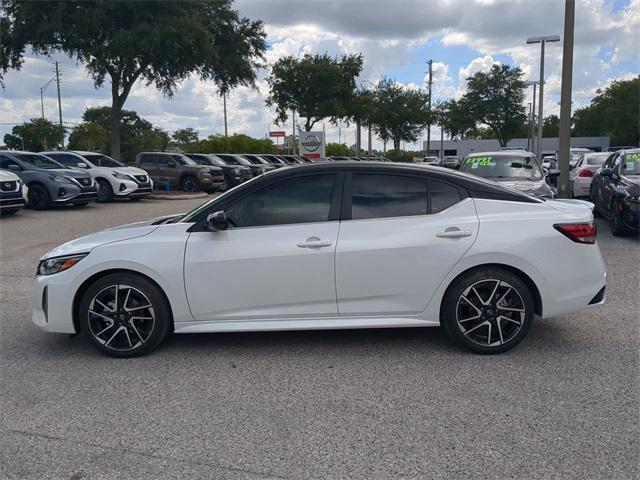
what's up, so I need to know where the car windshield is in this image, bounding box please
[14,153,65,169]
[583,153,608,166]
[622,152,640,175]
[460,155,542,180]
[174,155,198,166]
[82,153,124,168]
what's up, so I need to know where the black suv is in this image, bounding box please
[186,154,252,187]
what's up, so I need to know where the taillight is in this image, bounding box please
[577,169,593,177]
[553,222,597,244]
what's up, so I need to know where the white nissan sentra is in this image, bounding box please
[32,162,606,357]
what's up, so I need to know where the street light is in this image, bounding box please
[526,35,560,159]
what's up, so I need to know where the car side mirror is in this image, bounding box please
[206,210,228,231]
[548,169,560,178]
[166,161,176,168]
[599,168,612,177]
[77,162,88,168]
[7,164,20,171]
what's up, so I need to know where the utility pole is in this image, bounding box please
[292,109,296,155]
[557,0,575,198]
[223,92,228,137]
[530,83,537,153]
[368,124,372,155]
[55,61,64,147]
[527,102,532,151]
[426,59,433,155]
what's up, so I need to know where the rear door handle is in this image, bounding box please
[436,229,472,239]
[297,237,332,248]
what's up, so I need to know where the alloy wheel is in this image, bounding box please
[87,284,156,352]
[455,279,526,347]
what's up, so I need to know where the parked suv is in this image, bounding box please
[0,169,28,215]
[186,154,251,187]
[42,151,152,202]
[213,154,263,180]
[136,152,225,192]
[0,151,97,209]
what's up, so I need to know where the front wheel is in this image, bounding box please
[441,268,534,354]
[27,184,51,210]
[610,201,628,236]
[181,176,200,192]
[96,179,114,203]
[79,273,172,357]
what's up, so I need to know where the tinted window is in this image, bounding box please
[610,153,621,174]
[14,153,64,169]
[351,174,427,220]
[48,154,81,167]
[156,156,169,166]
[227,174,336,227]
[138,155,156,165]
[0,156,20,170]
[83,154,123,167]
[430,180,461,213]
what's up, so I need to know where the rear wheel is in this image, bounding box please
[79,273,172,357]
[96,178,113,202]
[181,176,200,192]
[27,184,51,210]
[441,268,534,354]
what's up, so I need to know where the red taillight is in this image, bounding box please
[577,169,594,177]
[554,222,597,244]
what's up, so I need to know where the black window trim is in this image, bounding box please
[189,171,345,232]
[341,171,467,221]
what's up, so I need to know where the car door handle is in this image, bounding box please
[297,237,332,248]
[436,229,472,239]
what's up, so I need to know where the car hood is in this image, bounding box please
[491,178,554,197]
[111,166,149,176]
[40,220,161,260]
[0,169,19,181]
[621,175,640,196]
[51,168,92,180]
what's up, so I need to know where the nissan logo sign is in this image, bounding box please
[301,134,321,152]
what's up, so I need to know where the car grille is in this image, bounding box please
[134,175,148,183]
[76,177,92,187]
[0,180,18,192]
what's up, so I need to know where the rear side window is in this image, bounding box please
[138,155,156,165]
[351,174,427,220]
[227,174,337,227]
[430,180,461,214]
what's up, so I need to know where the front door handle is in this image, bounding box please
[436,228,472,239]
[297,236,332,248]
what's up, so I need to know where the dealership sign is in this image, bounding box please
[269,131,286,137]
[299,131,325,159]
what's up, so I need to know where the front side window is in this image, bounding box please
[226,174,337,227]
[351,174,427,220]
[82,154,123,168]
[610,153,621,175]
[138,155,155,165]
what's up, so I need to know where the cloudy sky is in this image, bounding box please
[1,0,638,150]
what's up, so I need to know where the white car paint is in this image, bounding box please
[0,169,28,210]
[41,151,152,199]
[32,193,606,337]
[569,152,610,198]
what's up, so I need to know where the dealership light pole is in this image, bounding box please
[557,0,575,198]
[525,80,539,153]
[526,35,559,158]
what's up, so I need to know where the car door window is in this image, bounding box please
[138,155,155,165]
[351,174,427,220]
[430,179,462,214]
[226,174,337,227]
[0,156,21,170]
[609,153,621,175]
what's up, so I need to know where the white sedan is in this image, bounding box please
[32,163,606,357]
[570,152,610,198]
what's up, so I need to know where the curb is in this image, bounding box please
[147,192,209,200]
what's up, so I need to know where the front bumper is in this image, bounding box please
[111,179,153,198]
[32,269,78,334]
[0,191,26,210]
[53,184,98,205]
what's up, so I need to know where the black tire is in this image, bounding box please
[441,268,535,354]
[27,184,51,210]
[590,187,601,217]
[1,208,19,216]
[96,178,114,203]
[181,175,200,192]
[609,200,627,236]
[79,272,172,358]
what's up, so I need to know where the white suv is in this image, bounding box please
[42,151,153,202]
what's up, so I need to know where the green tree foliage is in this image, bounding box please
[542,114,560,138]
[572,77,639,146]
[369,78,431,151]
[186,134,276,154]
[325,143,353,156]
[172,128,199,146]
[77,106,169,161]
[1,0,266,159]
[462,64,527,146]
[267,53,363,131]
[67,122,109,151]
[3,118,65,151]
[434,99,477,140]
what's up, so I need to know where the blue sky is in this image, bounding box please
[1,0,638,151]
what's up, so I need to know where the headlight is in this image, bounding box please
[233,168,241,175]
[50,175,72,184]
[37,253,88,276]
[112,171,132,180]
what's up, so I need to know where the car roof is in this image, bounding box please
[466,151,534,158]
[621,148,640,154]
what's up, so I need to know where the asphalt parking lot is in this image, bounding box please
[1,199,638,480]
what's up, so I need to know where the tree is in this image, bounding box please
[345,89,376,154]
[172,128,199,146]
[267,53,363,131]
[3,118,65,151]
[542,114,560,138]
[434,99,477,140]
[462,64,527,146]
[186,134,276,154]
[1,0,266,159]
[368,78,431,151]
[325,143,353,156]
[67,122,109,151]
[572,76,639,146]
